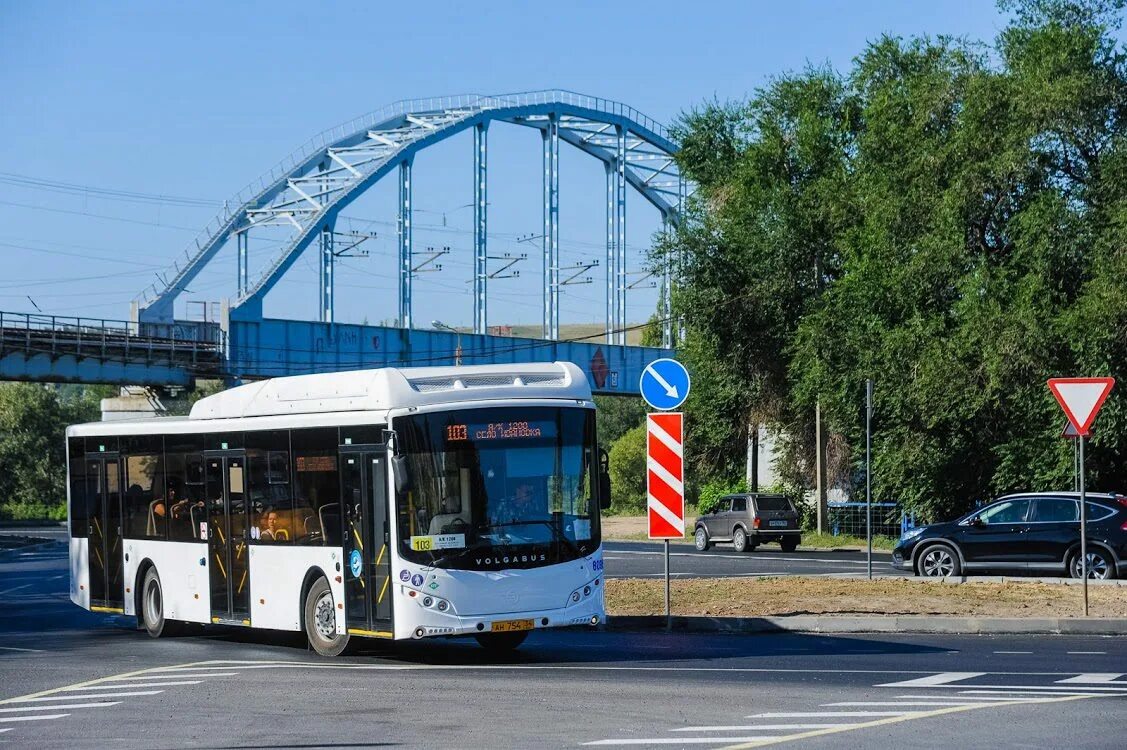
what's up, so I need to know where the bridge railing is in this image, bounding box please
[0,311,224,369]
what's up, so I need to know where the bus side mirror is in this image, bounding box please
[600,471,612,510]
[392,455,413,495]
[598,446,611,510]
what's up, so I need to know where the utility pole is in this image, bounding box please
[815,400,828,534]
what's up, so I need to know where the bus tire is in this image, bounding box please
[140,567,179,638]
[474,631,529,652]
[304,577,350,657]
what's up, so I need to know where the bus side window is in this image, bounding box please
[165,435,205,542]
[291,427,340,546]
[247,430,293,544]
[125,452,165,539]
[68,437,87,538]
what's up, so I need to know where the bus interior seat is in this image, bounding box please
[319,503,341,545]
[429,496,468,534]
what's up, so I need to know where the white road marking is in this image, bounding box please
[894,694,1058,702]
[0,646,43,653]
[1066,652,1107,656]
[749,712,917,718]
[960,690,1104,698]
[586,738,786,746]
[0,713,70,722]
[0,728,10,733]
[106,672,236,680]
[63,680,201,690]
[672,724,848,731]
[1057,673,1123,684]
[827,701,976,707]
[876,672,985,687]
[0,702,120,712]
[901,684,1127,693]
[0,584,32,595]
[993,651,1033,654]
[10,690,164,702]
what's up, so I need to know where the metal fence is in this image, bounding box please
[827,502,906,538]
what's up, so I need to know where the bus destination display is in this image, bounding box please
[445,420,553,443]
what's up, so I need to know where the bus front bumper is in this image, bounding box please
[399,593,606,640]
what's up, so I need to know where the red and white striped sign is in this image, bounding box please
[647,412,684,539]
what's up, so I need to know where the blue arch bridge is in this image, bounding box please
[0,91,687,396]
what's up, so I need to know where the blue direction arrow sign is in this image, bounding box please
[640,358,690,411]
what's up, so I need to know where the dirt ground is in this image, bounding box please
[605,577,1127,618]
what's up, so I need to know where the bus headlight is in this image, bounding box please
[415,593,453,613]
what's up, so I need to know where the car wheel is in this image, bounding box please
[780,538,799,553]
[918,544,961,578]
[304,577,350,657]
[694,527,711,551]
[733,527,749,553]
[475,631,529,652]
[1070,549,1117,580]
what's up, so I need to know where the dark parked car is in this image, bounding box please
[694,493,801,553]
[892,492,1127,579]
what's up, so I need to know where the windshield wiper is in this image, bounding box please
[488,520,582,557]
[423,539,491,569]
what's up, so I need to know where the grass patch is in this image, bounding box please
[606,576,1127,618]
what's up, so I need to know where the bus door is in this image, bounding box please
[85,454,124,611]
[340,447,392,634]
[204,452,249,622]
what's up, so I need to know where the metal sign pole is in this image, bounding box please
[866,379,873,580]
[664,539,671,630]
[1079,434,1088,616]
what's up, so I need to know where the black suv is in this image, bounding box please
[892,492,1127,579]
[694,493,801,553]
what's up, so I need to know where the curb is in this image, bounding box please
[606,614,1127,636]
[0,537,62,561]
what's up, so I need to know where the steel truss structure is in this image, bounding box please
[134,91,687,348]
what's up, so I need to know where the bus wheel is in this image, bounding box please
[141,568,178,638]
[304,577,350,657]
[474,631,529,652]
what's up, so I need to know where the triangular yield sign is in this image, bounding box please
[1061,421,1089,439]
[1047,377,1115,435]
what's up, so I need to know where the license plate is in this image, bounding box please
[491,618,534,633]
[768,519,788,528]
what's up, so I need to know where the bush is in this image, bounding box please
[697,477,747,515]
[608,424,647,513]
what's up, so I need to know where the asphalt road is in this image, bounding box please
[603,541,901,579]
[2,532,1125,749]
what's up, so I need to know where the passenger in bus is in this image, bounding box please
[259,509,280,541]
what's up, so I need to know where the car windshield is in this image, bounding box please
[754,495,791,512]
[394,406,601,569]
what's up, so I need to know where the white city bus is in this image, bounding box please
[66,362,609,655]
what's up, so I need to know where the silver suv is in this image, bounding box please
[694,493,801,553]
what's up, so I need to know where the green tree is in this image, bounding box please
[608,423,647,512]
[594,395,647,447]
[662,0,1127,521]
[0,384,101,520]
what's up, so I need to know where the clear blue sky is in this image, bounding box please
[0,1,1013,330]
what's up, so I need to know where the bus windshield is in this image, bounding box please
[395,406,600,569]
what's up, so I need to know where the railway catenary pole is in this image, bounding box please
[473,122,489,335]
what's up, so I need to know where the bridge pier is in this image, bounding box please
[100,386,189,422]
